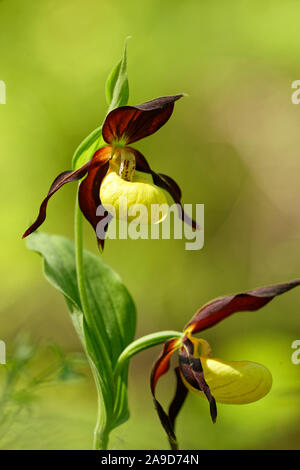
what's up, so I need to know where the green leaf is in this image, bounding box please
[72,125,105,170]
[106,37,130,113]
[26,232,136,432]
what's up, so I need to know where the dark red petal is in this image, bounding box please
[78,146,112,251]
[22,162,91,239]
[168,367,188,431]
[186,279,300,334]
[156,173,182,201]
[151,338,179,394]
[133,149,200,230]
[152,396,178,450]
[102,94,184,145]
[179,336,217,423]
[150,339,180,450]
[153,173,199,230]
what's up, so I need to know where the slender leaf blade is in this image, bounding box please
[72,126,105,170]
[106,37,130,113]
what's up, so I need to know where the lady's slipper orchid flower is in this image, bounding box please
[22,95,197,250]
[151,279,300,450]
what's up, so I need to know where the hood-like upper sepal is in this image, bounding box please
[185,280,300,335]
[102,94,184,145]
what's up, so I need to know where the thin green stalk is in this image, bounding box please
[74,188,109,450]
[74,193,91,317]
[114,331,183,379]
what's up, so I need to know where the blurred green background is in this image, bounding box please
[0,0,300,449]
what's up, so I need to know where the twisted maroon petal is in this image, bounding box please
[133,148,200,230]
[151,338,179,395]
[102,95,184,145]
[179,336,217,423]
[150,338,181,450]
[186,279,300,334]
[78,146,112,251]
[22,161,92,239]
[168,367,189,432]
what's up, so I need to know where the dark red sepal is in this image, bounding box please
[168,367,189,432]
[152,369,188,451]
[22,161,92,239]
[186,279,300,334]
[151,338,179,393]
[150,338,181,450]
[102,95,184,145]
[152,395,178,450]
[78,146,112,251]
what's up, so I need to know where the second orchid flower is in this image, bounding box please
[151,279,300,450]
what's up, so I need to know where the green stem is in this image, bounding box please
[90,361,110,451]
[74,193,91,317]
[114,330,183,379]
[74,188,109,450]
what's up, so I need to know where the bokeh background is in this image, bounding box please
[1,0,300,449]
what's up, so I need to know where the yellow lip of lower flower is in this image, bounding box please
[100,170,169,225]
[181,356,272,405]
